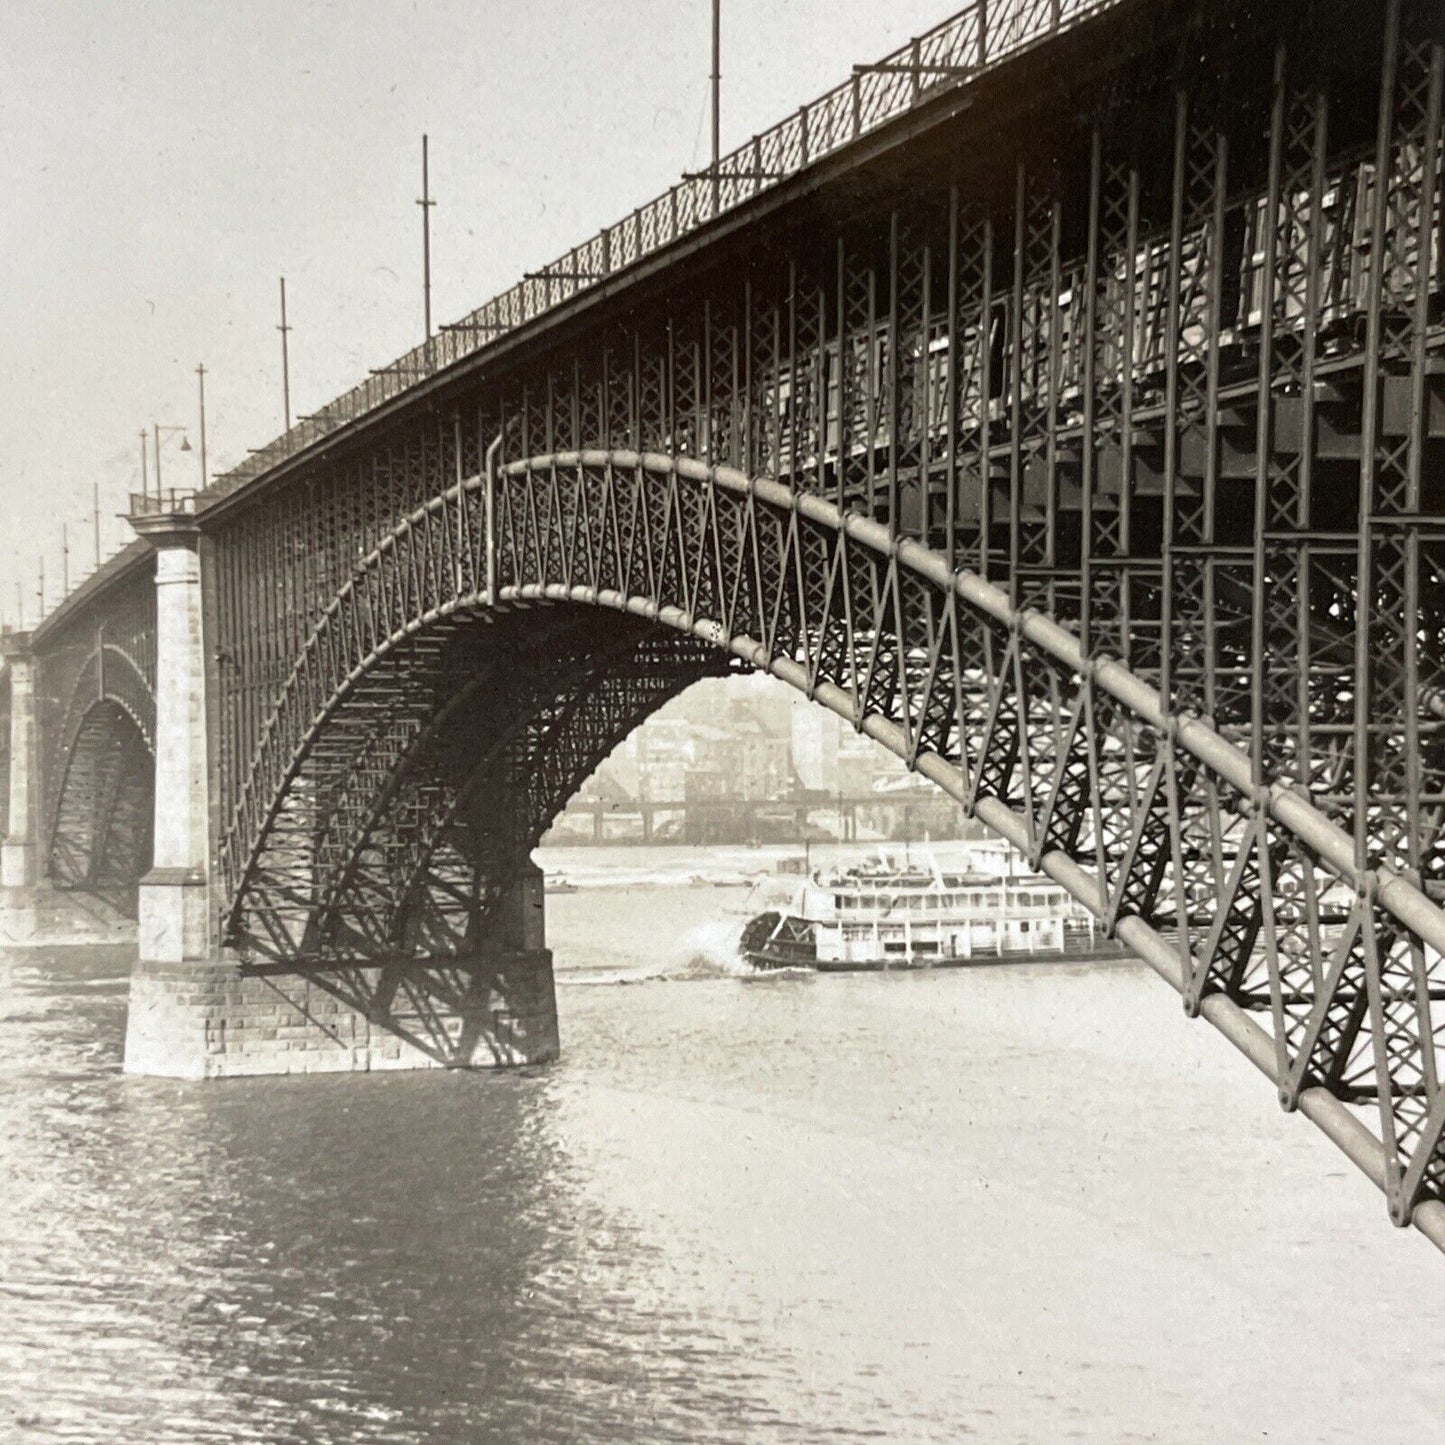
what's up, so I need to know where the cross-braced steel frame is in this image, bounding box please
[230,608,731,969]
[46,701,154,913]
[233,613,731,1063]
[30,0,1445,1246]
[33,566,157,911]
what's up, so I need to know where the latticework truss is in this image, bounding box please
[28,0,1445,1245]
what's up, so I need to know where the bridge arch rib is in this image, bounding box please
[233,604,732,966]
[46,697,154,914]
[30,557,158,911]
[218,446,1445,1246]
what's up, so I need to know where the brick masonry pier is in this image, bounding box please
[123,860,559,1079]
[123,947,559,1080]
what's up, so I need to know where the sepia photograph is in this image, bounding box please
[1,0,1443,1440]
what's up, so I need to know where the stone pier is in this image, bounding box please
[123,864,559,1080]
[131,516,211,965]
[120,506,558,1079]
[1,632,40,944]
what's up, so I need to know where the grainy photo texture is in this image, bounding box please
[2,2,1443,1441]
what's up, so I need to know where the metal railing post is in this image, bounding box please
[485,433,502,606]
[454,412,466,597]
[210,0,1129,497]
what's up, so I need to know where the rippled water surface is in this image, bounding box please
[2,850,1443,1443]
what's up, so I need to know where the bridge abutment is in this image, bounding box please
[130,516,212,963]
[121,511,222,1075]
[1,632,41,943]
[124,864,557,1079]
[122,509,560,1079]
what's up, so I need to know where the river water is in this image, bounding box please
[1,845,1442,1443]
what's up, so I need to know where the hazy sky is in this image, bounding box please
[0,0,952,626]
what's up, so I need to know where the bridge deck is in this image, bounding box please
[176,0,1134,510]
[20,0,1445,1251]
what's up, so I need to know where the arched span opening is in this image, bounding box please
[219,449,1445,1241]
[47,698,155,918]
[541,666,966,851]
[222,604,737,1065]
[226,604,737,969]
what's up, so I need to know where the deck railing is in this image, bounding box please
[204,0,1125,501]
[129,489,200,517]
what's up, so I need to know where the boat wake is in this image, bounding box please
[676,915,751,977]
[559,914,750,986]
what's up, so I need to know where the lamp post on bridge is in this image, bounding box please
[196,364,208,490]
[151,423,192,509]
[278,278,292,431]
[418,134,435,347]
[711,0,721,213]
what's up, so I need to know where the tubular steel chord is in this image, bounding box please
[31,0,1445,1247]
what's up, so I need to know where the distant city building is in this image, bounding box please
[555,675,977,846]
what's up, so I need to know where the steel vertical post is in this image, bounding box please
[279,277,292,432]
[420,134,434,344]
[711,0,722,218]
[945,188,960,573]
[197,364,208,489]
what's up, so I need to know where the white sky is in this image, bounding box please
[0,0,951,626]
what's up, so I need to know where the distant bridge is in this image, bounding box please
[4,0,1445,1252]
[551,791,962,846]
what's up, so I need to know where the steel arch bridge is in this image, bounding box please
[21,563,157,914]
[13,0,1445,1248]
